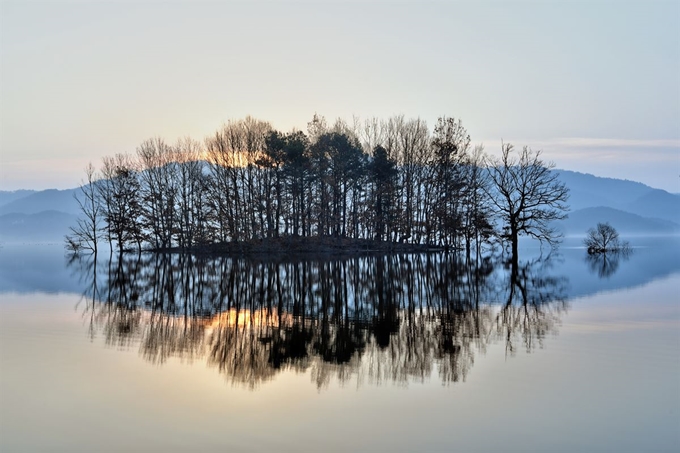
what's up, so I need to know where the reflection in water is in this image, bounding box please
[71,253,568,389]
[499,256,568,355]
[585,249,632,278]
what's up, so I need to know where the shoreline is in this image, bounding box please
[152,236,446,260]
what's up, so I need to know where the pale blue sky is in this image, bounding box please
[1,0,678,191]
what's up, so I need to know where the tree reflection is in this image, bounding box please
[495,256,568,355]
[585,249,632,278]
[70,252,568,389]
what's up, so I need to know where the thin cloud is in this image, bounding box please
[531,138,680,149]
[478,137,680,163]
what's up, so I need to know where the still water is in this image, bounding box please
[1,238,678,452]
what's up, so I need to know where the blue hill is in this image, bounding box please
[0,188,79,216]
[0,190,36,207]
[554,169,679,225]
[556,206,679,237]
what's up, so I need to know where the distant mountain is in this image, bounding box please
[554,169,680,225]
[0,210,78,243]
[557,206,679,236]
[0,190,36,207]
[624,189,680,225]
[0,188,79,216]
[554,170,653,210]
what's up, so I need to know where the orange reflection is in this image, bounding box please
[204,308,293,330]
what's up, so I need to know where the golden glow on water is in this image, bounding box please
[204,308,292,330]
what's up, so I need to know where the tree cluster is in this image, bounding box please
[67,114,568,259]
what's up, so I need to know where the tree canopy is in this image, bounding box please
[484,144,569,264]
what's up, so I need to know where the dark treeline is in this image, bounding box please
[70,252,567,389]
[66,114,568,259]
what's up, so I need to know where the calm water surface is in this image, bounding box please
[1,238,678,452]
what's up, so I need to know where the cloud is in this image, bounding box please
[530,138,680,148]
[479,137,680,163]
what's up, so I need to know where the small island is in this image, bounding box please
[584,222,631,254]
[65,114,569,264]
[157,236,445,260]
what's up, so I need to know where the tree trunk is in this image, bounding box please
[511,227,519,269]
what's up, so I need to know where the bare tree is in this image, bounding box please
[358,116,385,156]
[584,222,629,254]
[137,137,177,249]
[174,137,207,248]
[205,124,241,242]
[484,144,569,265]
[99,154,143,254]
[65,163,102,256]
[394,117,430,243]
[461,145,494,263]
[240,116,272,240]
[204,117,271,242]
[307,113,328,144]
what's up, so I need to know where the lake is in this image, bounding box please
[1,237,679,452]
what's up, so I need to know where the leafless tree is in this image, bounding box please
[205,123,241,242]
[584,222,629,254]
[65,163,103,256]
[137,137,177,249]
[461,145,494,263]
[99,154,143,254]
[204,117,271,242]
[174,137,207,248]
[484,144,569,265]
[306,113,328,144]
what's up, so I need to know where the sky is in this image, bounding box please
[1,0,679,192]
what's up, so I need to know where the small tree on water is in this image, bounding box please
[584,222,630,254]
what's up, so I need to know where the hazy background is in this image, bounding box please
[1,0,678,192]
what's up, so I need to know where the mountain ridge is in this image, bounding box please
[0,188,79,216]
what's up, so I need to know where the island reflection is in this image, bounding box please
[585,248,632,279]
[71,253,568,389]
